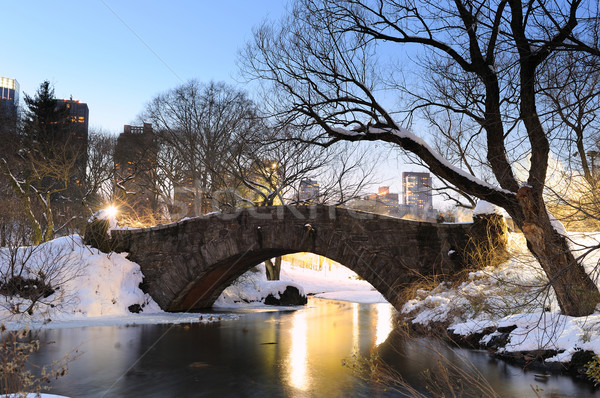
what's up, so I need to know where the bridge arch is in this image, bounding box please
[106,205,476,312]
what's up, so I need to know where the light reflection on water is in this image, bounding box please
[352,302,360,355]
[286,310,309,393]
[375,303,393,346]
[27,298,599,398]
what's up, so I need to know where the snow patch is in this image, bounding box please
[473,200,502,216]
[401,232,600,363]
[0,235,235,330]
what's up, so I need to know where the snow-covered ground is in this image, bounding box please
[0,235,237,330]
[401,231,600,363]
[214,261,386,307]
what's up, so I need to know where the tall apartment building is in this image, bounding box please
[0,76,19,114]
[55,99,89,190]
[114,123,158,221]
[0,77,19,137]
[299,178,320,202]
[402,172,433,211]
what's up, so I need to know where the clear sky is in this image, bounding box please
[3,1,287,134]
[3,1,432,202]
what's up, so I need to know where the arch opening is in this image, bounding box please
[170,250,392,311]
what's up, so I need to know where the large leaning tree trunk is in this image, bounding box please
[242,0,600,316]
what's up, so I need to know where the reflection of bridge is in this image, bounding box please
[100,205,485,312]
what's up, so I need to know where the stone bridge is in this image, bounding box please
[89,205,500,312]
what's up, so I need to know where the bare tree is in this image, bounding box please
[83,129,116,212]
[242,0,600,316]
[222,125,379,279]
[540,51,600,183]
[141,80,258,217]
[0,224,81,316]
[2,141,78,245]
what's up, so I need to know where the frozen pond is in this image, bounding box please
[31,298,597,397]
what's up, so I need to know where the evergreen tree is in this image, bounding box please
[22,81,70,149]
[1,81,83,244]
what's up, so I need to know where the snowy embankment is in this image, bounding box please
[0,233,382,330]
[0,235,236,330]
[401,231,600,364]
[214,261,386,307]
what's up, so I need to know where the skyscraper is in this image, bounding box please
[402,172,433,211]
[0,76,19,110]
[299,178,320,202]
[114,123,159,222]
[55,99,89,197]
[0,77,19,134]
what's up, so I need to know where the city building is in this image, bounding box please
[356,186,401,215]
[56,98,89,134]
[299,178,320,202]
[402,172,433,211]
[0,76,19,115]
[55,98,89,190]
[0,77,19,136]
[114,124,159,222]
[376,186,399,207]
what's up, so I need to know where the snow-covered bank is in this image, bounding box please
[0,235,236,330]
[1,312,236,331]
[401,232,600,364]
[0,234,383,330]
[214,261,387,307]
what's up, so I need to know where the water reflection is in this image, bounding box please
[281,299,394,397]
[352,303,360,354]
[287,311,309,393]
[27,298,597,398]
[375,303,394,346]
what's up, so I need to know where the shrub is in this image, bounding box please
[0,324,73,397]
[586,355,600,386]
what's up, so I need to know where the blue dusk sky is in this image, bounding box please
[3,1,287,133]
[3,1,429,200]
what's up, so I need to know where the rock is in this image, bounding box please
[448,326,495,348]
[128,304,142,313]
[485,332,511,349]
[567,350,596,376]
[496,325,517,333]
[0,276,55,300]
[264,286,307,306]
[84,218,112,253]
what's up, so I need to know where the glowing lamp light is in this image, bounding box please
[103,205,118,219]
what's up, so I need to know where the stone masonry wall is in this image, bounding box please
[99,205,498,312]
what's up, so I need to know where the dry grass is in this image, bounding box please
[345,325,500,398]
[0,324,76,397]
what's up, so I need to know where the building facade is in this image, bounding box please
[358,185,401,215]
[0,77,19,136]
[114,123,159,223]
[402,172,433,211]
[55,99,89,191]
[299,178,320,202]
[0,76,19,111]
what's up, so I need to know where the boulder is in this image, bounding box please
[264,286,307,306]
